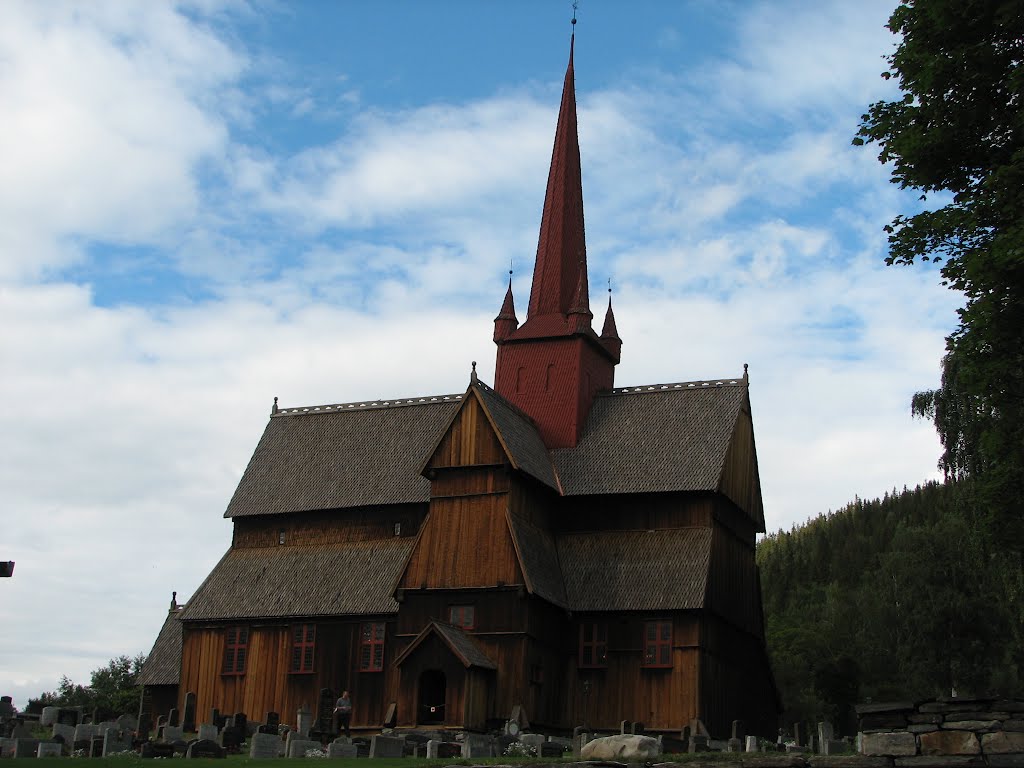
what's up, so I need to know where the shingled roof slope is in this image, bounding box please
[507,515,568,608]
[557,528,712,611]
[473,383,558,491]
[180,539,413,621]
[393,622,497,669]
[226,396,461,518]
[553,381,746,496]
[137,609,182,686]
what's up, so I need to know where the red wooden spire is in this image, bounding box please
[526,34,588,322]
[492,35,621,449]
[493,275,519,342]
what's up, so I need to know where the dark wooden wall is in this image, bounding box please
[179,618,397,730]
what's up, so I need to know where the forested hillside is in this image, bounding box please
[757,481,1023,735]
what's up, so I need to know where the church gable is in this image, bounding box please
[716,390,765,532]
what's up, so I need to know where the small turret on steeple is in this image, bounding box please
[567,267,593,333]
[600,292,621,362]
[493,273,519,342]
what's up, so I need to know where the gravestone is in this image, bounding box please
[510,704,529,730]
[117,714,137,733]
[37,741,62,758]
[733,720,746,740]
[818,720,834,752]
[73,723,97,743]
[689,734,709,753]
[461,733,493,758]
[90,735,105,757]
[0,738,13,759]
[286,737,321,758]
[793,722,803,746]
[329,740,358,758]
[138,712,153,741]
[162,725,185,743]
[541,741,565,758]
[519,733,545,751]
[296,707,312,737]
[633,722,646,735]
[41,707,59,726]
[168,708,180,727]
[197,723,218,742]
[53,723,75,746]
[315,688,335,735]
[248,732,280,760]
[14,739,41,758]
[156,715,167,730]
[186,738,226,758]
[141,742,175,759]
[258,711,280,735]
[102,728,132,756]
[370,734,405,758]
[383,702,397,728]
[233,713,247,736]
[746,735,759,752]
[182,692,197,733]
[620,719,632,734]
[57,708,80,727]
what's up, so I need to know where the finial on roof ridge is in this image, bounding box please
[743,363,749,383]
[471,361,478,384]
[170,591,178,611]
[272,396,279,415]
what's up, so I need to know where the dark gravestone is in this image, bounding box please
[541,742,565,758]
[792,722,802,746]
[438,742,462,759]
[138,713,153,742]
[383,702,397,729]
[262,711,280,734]
[168,708,180,727]
[182,692,197,733]
[57,709,80,727]
[90,735,105,757]
[633,721,646,735]
[141,742,175,759]
[221,713,247,753]
[689,734,709,753]
[186,738,226,758]
[209,709,219,728]
[315,688,335,736]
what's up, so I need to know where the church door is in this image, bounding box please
[418,669,446,725]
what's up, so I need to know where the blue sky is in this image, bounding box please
[1,0,959,708]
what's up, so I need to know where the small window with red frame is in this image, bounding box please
[359,622,385,672]
[222,626,248,675]
[448,605,475,630]
[290,624,316,673]
[642,620,672,667]
[578,622,608,668]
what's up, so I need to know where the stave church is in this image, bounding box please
[138,34,779,737]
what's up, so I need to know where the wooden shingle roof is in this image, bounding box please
[226,395,462,519]
[394,622,497,670]
[553,381,747,497]
[473,383,558,491]
[137,608,183,686]
[507,515,568,608]
[557,528,712,611]
[179,539,413,621]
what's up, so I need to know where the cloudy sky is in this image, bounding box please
[1,0,959,708]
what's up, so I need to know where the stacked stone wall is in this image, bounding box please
[856,698,1024,766]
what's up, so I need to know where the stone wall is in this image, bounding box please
[856,698,1024,765]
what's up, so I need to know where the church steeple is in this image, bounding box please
[492,34,622,449]
[527,35,589,323]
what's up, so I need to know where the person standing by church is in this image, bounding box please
[333,690,352,737]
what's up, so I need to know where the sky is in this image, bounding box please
[1,0,961,709]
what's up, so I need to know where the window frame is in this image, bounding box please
[642,619,673,668]
[290,623,316,674]
[359,621,386,672]
[448,604,476,630]
[578,622,608,668]
[221,626,249,676]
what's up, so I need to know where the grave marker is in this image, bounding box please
[182,692,197,733]
[370,734,404,758]
[248,732,280,760]
[186,738,226,758]
[38,741,63,758]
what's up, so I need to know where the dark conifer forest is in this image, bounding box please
[757,480,1024,735]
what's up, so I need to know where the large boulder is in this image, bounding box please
[581,734,660,761]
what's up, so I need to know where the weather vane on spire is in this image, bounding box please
[572,1,578,27]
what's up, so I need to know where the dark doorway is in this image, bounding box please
[418,669,446,725]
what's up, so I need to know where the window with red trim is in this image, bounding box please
[578,622,608,668]
[359,622,385,672]
[290,624,316,674]
[448,605,475,630]
[642,620,672,667]
[222,626,248,675]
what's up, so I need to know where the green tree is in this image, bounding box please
[26,654,146,719]
[854,0,1024,552]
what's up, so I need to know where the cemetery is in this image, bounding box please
[4,689,1024,765]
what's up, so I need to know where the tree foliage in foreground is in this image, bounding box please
[758,482,1024,733]
[854,0,1024,551]
[26,654,146,720]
